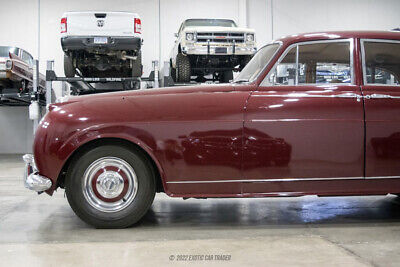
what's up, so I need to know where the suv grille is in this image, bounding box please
[196,32,245,43]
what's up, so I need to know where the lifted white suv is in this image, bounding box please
[170,19,256,83]
[61,11,142,78]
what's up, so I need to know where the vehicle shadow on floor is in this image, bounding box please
[136,195,400,228]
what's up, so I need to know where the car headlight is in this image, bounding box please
[246,34,254,42]
[5,60,12,70]
[186,33,195,41]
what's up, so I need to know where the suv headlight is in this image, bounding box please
[5,60,12,70]
[186,33,195,41]
[246,34,255,42]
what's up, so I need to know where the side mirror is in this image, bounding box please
[174,33,178,38]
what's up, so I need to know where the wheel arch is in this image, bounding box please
[56,137,166,194]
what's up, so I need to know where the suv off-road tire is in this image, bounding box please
[65,145,156,228]
[176,53,191,83]
[64,54,75,78]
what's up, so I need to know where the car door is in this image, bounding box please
[360,39,400,179]
[243,39,365,195]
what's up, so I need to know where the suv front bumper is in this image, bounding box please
[183,43,256,56]
[61,36,141,52]
[23,154,52,192]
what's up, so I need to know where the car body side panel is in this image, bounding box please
[33,86,250,196]
[363,85,400,178]
[243,85,365,194]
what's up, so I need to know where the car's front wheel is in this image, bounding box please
[65,145,156,228]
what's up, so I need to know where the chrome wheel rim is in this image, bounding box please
[82,157,138,213]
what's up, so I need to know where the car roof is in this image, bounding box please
[275,31,400,45]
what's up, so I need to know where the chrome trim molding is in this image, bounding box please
[167,176,400,184]
[252,92,362,99]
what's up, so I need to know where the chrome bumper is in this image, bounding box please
[183,43,256,56]
[23,154,52,192]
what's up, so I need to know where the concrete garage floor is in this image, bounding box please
[1,155,400,267]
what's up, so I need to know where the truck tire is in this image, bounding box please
[64,55,75,78]
[176,53,191,83]
[170,61,177,82]
[219,70,233,83]
[65,145,156,228]
[131,52,142,78]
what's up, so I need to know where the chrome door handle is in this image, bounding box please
[366,94,392,99]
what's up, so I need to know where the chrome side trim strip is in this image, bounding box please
[366,176,400,179]
[167,176,400,184]
[252,93,361,99]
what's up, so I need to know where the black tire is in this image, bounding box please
[219,70,233,83]
[65,145,156,228]
[131,52,143,78]
[170,64,177,82]
[176,53,191,83]
[64,54,75,78]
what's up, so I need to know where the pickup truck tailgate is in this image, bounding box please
[65,11,139,37]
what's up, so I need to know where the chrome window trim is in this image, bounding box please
[237,41,282,83]
[261,38,355,86]
[166,176,400,184]
[360,38,400,87]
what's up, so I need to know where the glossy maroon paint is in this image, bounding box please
[33,31,400,197]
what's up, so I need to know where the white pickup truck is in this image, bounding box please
[61,11,142,78]
[170,19,257,83]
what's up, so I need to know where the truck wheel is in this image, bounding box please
[176,53,191,83]
[219,70,233,83]
[64,55,75,78]
[131,52,143,78]
[65,145,156,228]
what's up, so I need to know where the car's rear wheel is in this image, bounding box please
[176,53,191,83]
[65,145,155,228]
[64,54,75,78]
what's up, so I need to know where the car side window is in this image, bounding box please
[266,46,297,86]
[21,51,33,67]
[362,41,400,86]
[262,40,352,86]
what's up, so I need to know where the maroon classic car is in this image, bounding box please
[24,31,400,228]
[0,46,45,94]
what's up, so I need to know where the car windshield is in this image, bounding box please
[234,43,281,82]
[0,46,19,58]
[184,19,237,28]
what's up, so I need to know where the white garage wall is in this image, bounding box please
[270,0,400,40]
[0,107,34,153]
[0,0,399,153]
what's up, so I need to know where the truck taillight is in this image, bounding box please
[134,18,141,34]
[61,17,67,33]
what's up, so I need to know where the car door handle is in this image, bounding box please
[365,94,392,99]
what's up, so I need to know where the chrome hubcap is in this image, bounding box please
[96,171,125,199]
[82,157,138,213]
